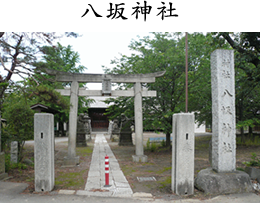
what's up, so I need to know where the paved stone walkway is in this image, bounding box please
[75,133,133,197]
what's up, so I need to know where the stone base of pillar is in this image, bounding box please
[132,155,147,162]
[63,156,80,167]
[195,168,253,195]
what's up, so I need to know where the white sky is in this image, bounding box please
[57,32,151,90]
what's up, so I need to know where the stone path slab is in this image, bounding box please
[83,133,133,197]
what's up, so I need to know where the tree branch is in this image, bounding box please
[221,33,246,54]
[5,34,24,82]
[0,54,14,75]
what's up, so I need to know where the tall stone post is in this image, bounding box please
[211,49,236,172]
[172,113,194,195]
[132,82,147,162]
[34,113,55,192]
[64,81,80,166]
[195,49,253,194]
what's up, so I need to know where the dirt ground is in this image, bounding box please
[3,132,260,199]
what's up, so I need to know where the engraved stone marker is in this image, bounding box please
[194,49,253,195]
[34,113,54,192]
[10,141,18,163]
[172,113,195,195]
[211,49,236,172]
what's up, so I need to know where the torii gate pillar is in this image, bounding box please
[132,82,147,162]
[64,81,80,165]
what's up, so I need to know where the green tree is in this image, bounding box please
[104,32,223,146]
[0,32,78,109]
[32,43,93,135]
[2,99,34,162]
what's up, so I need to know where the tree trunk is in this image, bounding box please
[240,127,245,143]
[58,122,65,136]
[249,126,253,139]
[166,132,171,147]
[238,97,245,143]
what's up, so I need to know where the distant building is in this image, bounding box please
[87,97,206,133]
[88,96,113,132]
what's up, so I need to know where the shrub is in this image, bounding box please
[243,153,260,167]
[3,101,34,162]
[150,142,158,152]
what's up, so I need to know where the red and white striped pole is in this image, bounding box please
[104,155,111,187]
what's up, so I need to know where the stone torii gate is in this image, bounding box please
[43,69,165,165]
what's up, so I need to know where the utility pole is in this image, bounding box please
[185,32,188,113]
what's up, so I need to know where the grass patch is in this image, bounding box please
[195,136,211,150]
[55,170,87,188]
[76,146,93,157]
[156,166,172,174]
[121,165,137,175]
[158,176,171,189]
[236,167,245,172]
[236,136,260,146]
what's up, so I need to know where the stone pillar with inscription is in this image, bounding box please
[211,49,236,172]
[195,49,253,194]
[34,113,55,192]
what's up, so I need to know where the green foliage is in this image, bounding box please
[2,101,34,161]
[40,42,85,73]
[32,43,92,128]
[160,139,166,147]
[31,84,70,110]
[145,139,159,152]
[103,32,225,146]
[0,32,78,105]
[243,153,260,167]
[3,101,34,140]
[149,142,158,152]
[146,138,150,150]
[237,119,260,129]
[150,142,158,152]
[5,153,28,172]
[5,153,11,172]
